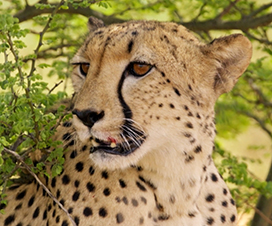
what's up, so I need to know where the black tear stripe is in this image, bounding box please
[117,70,133,119]
[117,70,146,146]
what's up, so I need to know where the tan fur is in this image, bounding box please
[0,19,252,226]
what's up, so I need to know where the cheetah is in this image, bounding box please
[0,17,252,226]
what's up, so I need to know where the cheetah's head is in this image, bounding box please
[71,17,252,170]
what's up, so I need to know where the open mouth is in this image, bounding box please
[90,137,145,156]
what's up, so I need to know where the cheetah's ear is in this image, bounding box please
[88,16,105,31]
[201,34,252,96]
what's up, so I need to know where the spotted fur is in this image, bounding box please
[0,18,252,226]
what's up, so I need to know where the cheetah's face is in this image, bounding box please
[71,18,252,169]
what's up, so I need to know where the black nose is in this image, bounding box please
[72,109,105,128]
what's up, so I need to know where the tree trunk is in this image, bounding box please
[251,161,272,226]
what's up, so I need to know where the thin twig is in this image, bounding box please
[3,148,76,226]
[216,0,241,19]
[48,80,63,95]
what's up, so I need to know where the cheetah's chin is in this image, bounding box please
[90,137,146,156]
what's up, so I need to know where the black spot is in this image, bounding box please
[230,198,235,205]
[15,203,22,210]
[185,155,195,162]
[56,189,61,199]
[221,215,226,223]
[206,194,215,202]
[28,195,35,207]
[211,173,218,182]
[68,139,75,146]
[122,196,128,205]
[43,209,47,220]
[188,84,193,91]
[101,170,108,179]
[222,201,228,207]
[132,198,138,207]
[33,206,40,219]
[4,215,15,225]
[83,207,93,217]
[115,196,121,202]
[169,103,175,109]
[89,166,95,175]
[188,111,193,116]
[72,191,80,201]
[132,31,138,36]
[62,133,71,141]
[173,87,181,96]
[86,182,95,192]
[74,216,80,225]
[99,207,107,217]
[185,122,193,128]
[103,188,111,196]
[48,204,52,211]
[136,181,147,192]
[128,40,134,53]
[60,199,65,207]
[196,113,201,119]
[70,150,77,159]
[166,79,171,83]
[139,217,144,224]
[119,179,126,188]
[74,180,80,187]
[194,145,202,153]
[16,189,26,200]
[63,121,72,127]
[56,215,60,223]
[230,214,236,222]
[81,145,87,151]
[116,213,124,223]
[141,196,147,204]
[188,212,195,217]
[207,217,214,225]
[68,207,73,214]
[223,188,228,195]
[62,175,70,185]
[184,105,189,111]
[62,220,68,226]
[51,177,56,188]
[8,185,21,190]
[158,214,170,221]
[161,72,165,77]
[75,162,84,172]
[158,103,163,107]
[16,223,23,226]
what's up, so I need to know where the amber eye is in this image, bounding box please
[129,62,153,77]
[79,63,90,77]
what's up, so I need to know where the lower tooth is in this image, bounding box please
[110,142,117,148]
[91,140,99,147]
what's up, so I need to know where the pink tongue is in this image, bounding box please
[108,137,117,144]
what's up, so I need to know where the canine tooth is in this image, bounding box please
[91,139,99,147]
[110,142,117,148]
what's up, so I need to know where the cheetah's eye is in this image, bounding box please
[128,62,153,77]
[79,63,90,77]
[73,63,90,77]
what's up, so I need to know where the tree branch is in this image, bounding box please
[13,2,272,32]
[182,13,272,31]
[14,3,124,24]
